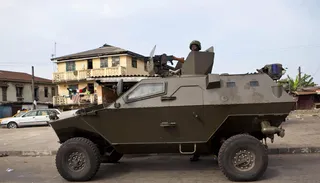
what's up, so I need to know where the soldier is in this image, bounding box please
[189,40,201,52]
[189,40,202,162]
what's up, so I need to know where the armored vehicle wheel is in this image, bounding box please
[55,137,101,181]
[218,134,268,182]
[101,150,123,163]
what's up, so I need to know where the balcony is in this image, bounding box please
[53,94,97,106]
[53,66,127,83]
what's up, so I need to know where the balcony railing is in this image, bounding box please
[53,66,127,83]
[53,94,97,106]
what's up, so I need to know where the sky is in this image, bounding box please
[0,0,319,84]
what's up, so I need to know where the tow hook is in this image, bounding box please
[261,121,285,143]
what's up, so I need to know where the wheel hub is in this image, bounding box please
[9,123,16,128]
[233,149,255,171]
[67,152,86,171]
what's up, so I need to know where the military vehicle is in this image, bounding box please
[49,45,296,182]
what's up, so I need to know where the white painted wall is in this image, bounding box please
[0,81,57,103]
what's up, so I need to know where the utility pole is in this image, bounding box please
[298,66,301,89]
[31,66,35,109]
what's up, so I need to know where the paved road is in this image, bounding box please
[0,154,320,183]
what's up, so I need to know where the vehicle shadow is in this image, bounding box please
[15,125,50,129]
[92,155,282,181]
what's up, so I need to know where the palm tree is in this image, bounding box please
[279,73,317,92]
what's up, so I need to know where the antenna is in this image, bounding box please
[51,42,57,72]
[51,42,57,58]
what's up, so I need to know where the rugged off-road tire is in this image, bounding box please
[218,134,268,182]
[55,137,101,181]
[101,150,123,163]
[7,122,18,129]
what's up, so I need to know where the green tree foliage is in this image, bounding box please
[279,73,317,92]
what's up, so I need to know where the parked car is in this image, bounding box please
[0,109,28,123]
[0,109,61,129]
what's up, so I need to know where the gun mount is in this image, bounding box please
[147,46,215,77]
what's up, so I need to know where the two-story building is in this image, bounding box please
[0,70,57,118]
[51,43,150,110]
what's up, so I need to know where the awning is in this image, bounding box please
[87,76,158,83]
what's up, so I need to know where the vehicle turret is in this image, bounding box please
[178,47,215,75]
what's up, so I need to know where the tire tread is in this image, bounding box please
[218,134,268,181]
[55,137,101,181]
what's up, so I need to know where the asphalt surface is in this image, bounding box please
[0,154,320,183]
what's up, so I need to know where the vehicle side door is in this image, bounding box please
[18,111,38,126]
[165,85,205,142]
[35,110,50,125]
[98,80,170,144]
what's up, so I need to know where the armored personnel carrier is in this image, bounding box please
[49,45,295,182]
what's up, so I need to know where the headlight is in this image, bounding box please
[1,120,8,124]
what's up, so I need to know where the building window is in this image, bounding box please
[112,56,120,67]
[144,61,147,71]
[87,83,94,94]
[51,87,56,96]
[126,82,166,102]
[16,87,23,98]
[1,87,7,101]
[67,85,78,95]
[131,57,137,68]
[66,61,76,71]
[100,57,108,68]
[34,87,39,101]
[44,87,48,98]
[87,59,93,69]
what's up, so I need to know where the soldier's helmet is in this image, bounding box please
[189,40,201,51]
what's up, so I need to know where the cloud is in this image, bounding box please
[0,0,319,84]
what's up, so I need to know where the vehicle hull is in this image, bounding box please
[50,101,294,154]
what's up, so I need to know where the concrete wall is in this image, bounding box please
[0,81,57,103]
[56,55,148,75]
[125,56,149,75]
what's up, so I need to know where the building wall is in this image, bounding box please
[57,81,97,96]
[0,81,56,103]
[56,55,147,75]
[297,95,315,109]
[125,56,149,75]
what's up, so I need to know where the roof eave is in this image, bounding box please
[51,51,147,62]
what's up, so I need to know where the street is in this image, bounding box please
[0,154,319,183]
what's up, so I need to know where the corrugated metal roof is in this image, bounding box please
[88,74,158,78]
[293,91,319,95]
[0,70,53,84]
[87,74,160,83]
[51,44,146,62]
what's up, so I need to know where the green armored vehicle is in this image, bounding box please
[49,45,295,182]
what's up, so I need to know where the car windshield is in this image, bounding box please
[15,111,27,117]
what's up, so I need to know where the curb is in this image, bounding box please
[268,147,320,155]
[1,147,320,157]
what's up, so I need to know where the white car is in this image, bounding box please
[0,109,61,129]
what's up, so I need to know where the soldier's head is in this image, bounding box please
[189,40,201,51]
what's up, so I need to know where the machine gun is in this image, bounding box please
[146,45,183,77]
